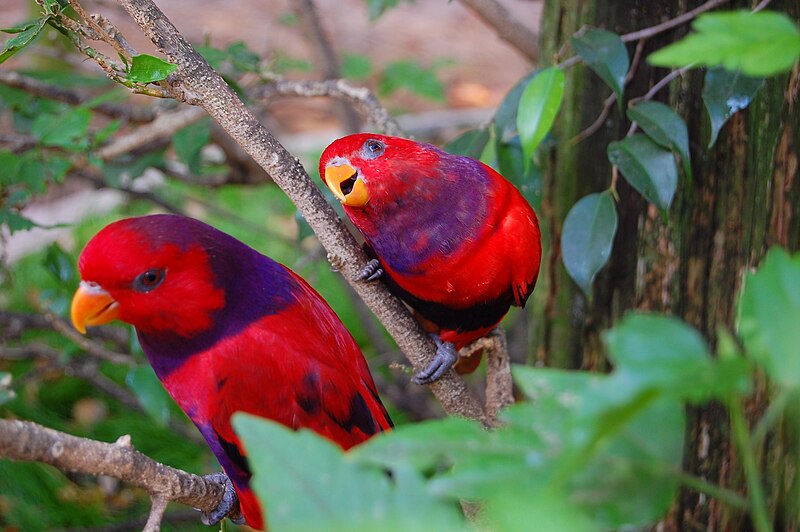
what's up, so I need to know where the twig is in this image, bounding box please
[96,106,206,161]
[0,420,234,524]
[293,0,361,132]
[254,78,404,137]
[0,71,158,123]
[459,328,514,423]
[114,0,485,422]
[40,309,134,367]
[458,0,538,62]
[620,0,730,42]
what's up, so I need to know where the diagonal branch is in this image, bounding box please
[113,0,485,422]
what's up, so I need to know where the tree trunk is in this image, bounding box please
[537,0,800,529]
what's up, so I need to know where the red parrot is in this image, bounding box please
[70,214,392,530]
[319,133,541,384]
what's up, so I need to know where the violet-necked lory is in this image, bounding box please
[70,214,392,530]
[320,134,542,384]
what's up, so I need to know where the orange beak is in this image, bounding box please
[70,282,120,334]
[324,164,370,207]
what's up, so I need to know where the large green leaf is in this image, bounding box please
[702,68,764,148]
[739,248,800,389]
[233,414,464,531]
[627,101,691,178]
[561,191,618,296]
[0,16,50,64]
[494,70,539,142]
[516,67,564,170]
[127,54,177,83]
[648,10,800,77]
[572,28,629,103]
[607,134,678,214]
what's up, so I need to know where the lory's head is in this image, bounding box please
[319,133,439,209]
[71,214,226,337]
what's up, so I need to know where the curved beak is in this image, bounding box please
[70,282,120,334]
[324,164,370,207]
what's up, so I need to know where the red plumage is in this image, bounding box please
[320,134,541,381]
[71,215,392,529]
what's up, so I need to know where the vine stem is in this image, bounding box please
[678,472,748,510]
[729,397,772,532]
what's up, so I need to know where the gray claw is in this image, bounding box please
[354,259,383,282]
[200,472,244,525]
[413,335,458,385]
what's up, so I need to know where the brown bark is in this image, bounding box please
[539,0,799,529]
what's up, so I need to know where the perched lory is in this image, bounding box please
[320,134,541,384]
[70,214,392,529]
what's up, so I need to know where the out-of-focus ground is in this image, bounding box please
[0,0,542,261]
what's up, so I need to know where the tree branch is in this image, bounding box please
[254,78,404,136]
[111,0,485,421]
[0,419,234,525]
[458,0,539,62]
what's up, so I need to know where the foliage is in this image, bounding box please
[648,10,800,77]
[233,249,798,530]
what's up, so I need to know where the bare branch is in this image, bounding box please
[621,0,730,42]
[458,0,538,62]
[40,309,135,367]
[0,419,233,527]
[0,70,158,122]
[254,78,404,137]
[96,106,206,161]
[114,0,485,421]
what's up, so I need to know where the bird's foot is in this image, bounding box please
[413,335,458,385]
[354,259,384,282]
[200,472,245,526]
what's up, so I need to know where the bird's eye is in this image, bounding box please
[133,268,165,292]
[362,139,385,159]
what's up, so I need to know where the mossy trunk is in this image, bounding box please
[536,0,800,529]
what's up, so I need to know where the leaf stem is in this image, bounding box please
[752,389,792,446]
[729,398,773,532]
[678,472,748,510]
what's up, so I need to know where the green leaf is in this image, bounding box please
[627,101,691,178]
[648,10,800,77]
[0,17,50,64]
[42,155,72,183]
[739,248,800,389]
[42,244,77,285]
[483,487,597,532]
[0,372,15,406]
[127,54,177,83]
[702,68,764,148]
[341,53,373,80]
[561,191,617,296]
[516,67,564,170]
[605,313,720,402]
[173,121,211,175]
[494,70,538,142]
[378,60,445,101]
[572,29,629,102]
[233,414,464,531]
[0,208,35,233]
[125,366,170,426]
[607,134,678,213]
[31,107,92,149]
[445,128,489,160]
[495,137,543,210]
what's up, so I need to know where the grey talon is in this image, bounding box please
[355,259,383,282]
[413,335,458,385]
[200,472,242,526]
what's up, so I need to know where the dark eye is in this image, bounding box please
[363,139,385,159]
[133,268,165,292]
